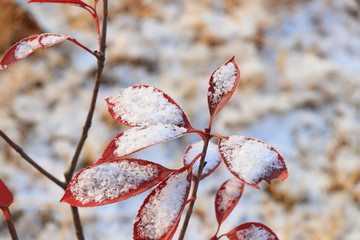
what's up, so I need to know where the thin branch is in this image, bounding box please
[178,128,212,240]
[0,130,66,189]
[1,207,19,240]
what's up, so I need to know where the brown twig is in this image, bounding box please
[1,207,19,240]
[178,128,212,240]
[63,1,108,239]
[0,130,66,189]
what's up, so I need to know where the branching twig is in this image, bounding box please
[0,130,66,189]
[178,128,212,240]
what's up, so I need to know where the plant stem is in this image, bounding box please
[1,207,19,240]
[178,128,212,240]
[0,130,66,190]
[63,1,108,239]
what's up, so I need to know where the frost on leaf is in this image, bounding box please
[225,222,279,240]
[0,179,13,208]
[208,56,240,119]
[106,85,191,128]
[183,141,221,179]
[215,178,244,226]
[61,159,173,207]
[97,125,188,164]
[219,136,288,189]
[0,34,68,71]
[134,168,191,240]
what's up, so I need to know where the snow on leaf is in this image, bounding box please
[215,178,244,225]
[106,85,191,128]
[0,179,13,208]
[134,168,191,240]
[97,125,188,164]
[61,159,173,207]
[208,56,240,119]
[219,136,288,189]
[183,140,221,179]
[0,34,68,71]
[225,222,279,240]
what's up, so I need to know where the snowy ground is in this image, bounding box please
[1,0,360,239]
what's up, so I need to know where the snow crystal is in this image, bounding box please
[217,178,243,212]
[14,39,41,59]
[136,170,189,239]
[108,86,186,127]
[208,62,237,104]
[0,65,6,70]
[40,35,66,46]
[70,160,160,204]
[114,125,187,157]
[235,224,275,240]
[183,141,220,177]
[220,136,282,185]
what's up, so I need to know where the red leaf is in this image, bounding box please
[219,136,288,189]
[133,167,191,240]
[61,159,173,207]
[97,125,188,164]
[208,56,240,120]
[0,34,68,71]
[215,178,244,226]
[106,85,192,128]
[183,140,221,180]
[224,222,279,240]
[0,179,13,208]
[27,0,90,9]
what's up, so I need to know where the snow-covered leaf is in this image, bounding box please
[208,56,240,119]
[224,222,279,240]
[133,167,191,240]
[183,140,221,179]
[0,179,13,208]
[106,85,192,128]
[27,0,90,9]
[215,178,244,226]
[0,34,68,71]
[61,159,173,207]
[219,136,288,189]
[97,125,188,164]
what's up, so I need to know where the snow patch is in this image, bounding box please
[235,224,276,240]
[40,35,66,46]
[14,39,41,59]
[70,160,160,204]
[220,136,282,185]
[209,62,237,104]
[217,178,243,212]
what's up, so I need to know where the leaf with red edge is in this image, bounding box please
[106,85,192,128]
[61,158,173,207]
[0,34,68,71]
[215,178,244,226]
[97,125,188,164]
[27,0,90,9]
[183,140,221,179]
[133,167,191,240]
[208,56,240,119]
[219,136,288,189]
[224,222,279,240]
[0,179,13,208]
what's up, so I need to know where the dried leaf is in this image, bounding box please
[61,159,173,207]
[219,136,288,189]
[97,125,188,164]
[106,85,192,128]
[133,168,191,240]
[215,178,244,226]
[183,140,221,179]
[224,222,279,240]
[0,179,13,208]
[208,57,240,119]
[0,34,68,71]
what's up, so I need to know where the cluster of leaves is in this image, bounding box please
[60,57,288,239]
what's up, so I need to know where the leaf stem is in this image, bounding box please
[0,130,66,189]
[1,207,19,240]
[178,128,212,240]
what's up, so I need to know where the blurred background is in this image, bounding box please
[1,0,360,239]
